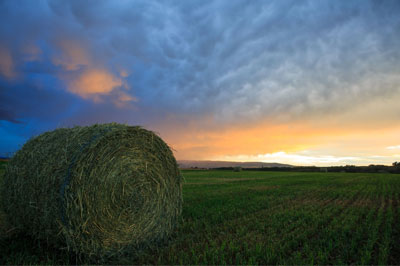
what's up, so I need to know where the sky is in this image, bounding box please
[1,0,400,166]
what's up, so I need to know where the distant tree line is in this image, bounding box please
[213,162,400,174]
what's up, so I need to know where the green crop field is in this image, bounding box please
[1,167,400,264]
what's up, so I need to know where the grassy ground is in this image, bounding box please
[1,167,400,264]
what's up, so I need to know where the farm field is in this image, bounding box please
[1,167,400,264]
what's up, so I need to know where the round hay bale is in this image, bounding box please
[1,123,182,258]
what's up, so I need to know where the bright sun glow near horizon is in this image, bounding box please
[1,1,400,166]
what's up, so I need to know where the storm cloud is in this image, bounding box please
[1,0,400,158]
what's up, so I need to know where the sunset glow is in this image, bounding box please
[1,1,400,166]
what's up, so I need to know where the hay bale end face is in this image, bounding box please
[1,123,182,258]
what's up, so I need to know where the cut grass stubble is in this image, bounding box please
[1,169,400,264]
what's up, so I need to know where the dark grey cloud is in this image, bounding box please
[0,78,77,122]
[1,0,400,130]
[0,108,20,124]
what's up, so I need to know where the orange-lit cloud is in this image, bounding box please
[69,69,122,100]
[0,45,16,79]
[52,40,136,106]
[112,91,137,108]
[119,69,130,78]
[52,40,90,71]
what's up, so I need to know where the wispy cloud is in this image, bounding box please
[216,150,399,166]
[387,145,400,150]
[218,151,361,166]
[0,45,16,79]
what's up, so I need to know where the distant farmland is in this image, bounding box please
[1,167,400,264]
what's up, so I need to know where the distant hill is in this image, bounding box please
[0,156,10,161]
[177,160,292,169]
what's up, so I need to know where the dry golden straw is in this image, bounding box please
[1,123,182,258]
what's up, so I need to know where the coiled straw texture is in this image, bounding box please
[1,123,182,258]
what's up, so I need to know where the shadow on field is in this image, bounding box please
[0,164,78,264]
[0,232,82,265]
[0,203,178,265]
